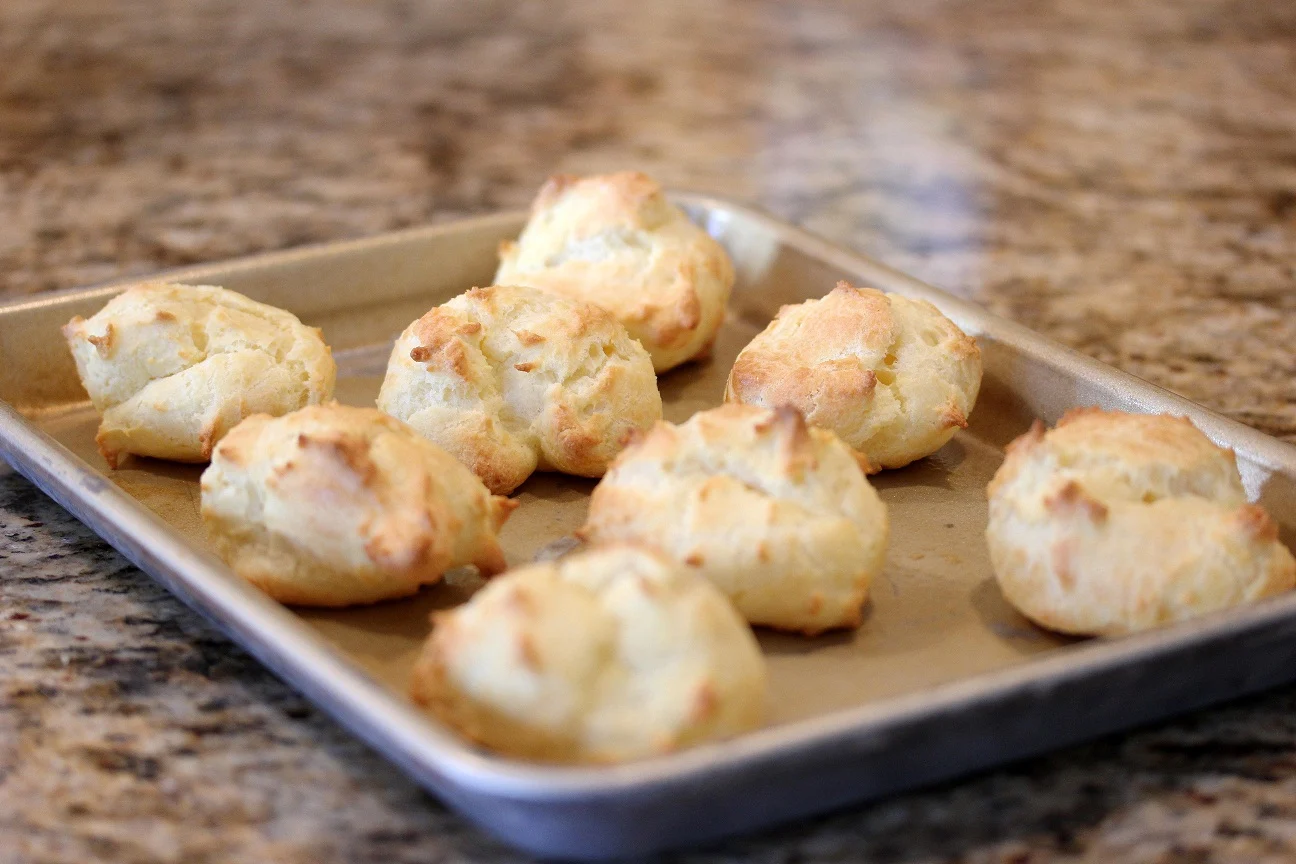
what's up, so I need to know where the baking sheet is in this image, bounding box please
[4,198,1296,858]
[27,320,1069,728]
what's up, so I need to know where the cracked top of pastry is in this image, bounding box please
[201,403,514,607]
[409,543,766,764]
[725,281,981,472]
[581,403,889,635]
[62,281,335,467]
[986,408,1296,635]
[377,284,662,495]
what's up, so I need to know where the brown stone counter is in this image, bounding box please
[4,1,1296,861]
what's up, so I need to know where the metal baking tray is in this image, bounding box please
[4,196,1296,859]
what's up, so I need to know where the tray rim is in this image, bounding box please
[4,193,1296,816]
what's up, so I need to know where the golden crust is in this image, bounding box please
[494,171,735,372]
[377,284,662,495]
[409,544,766,764]
[62,281,336,468]
[725,281,982,471]
[986,409,1296,636]
[200,404,515,607]
[581,404,890,634]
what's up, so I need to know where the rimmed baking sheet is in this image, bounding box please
[3,197,1296,859]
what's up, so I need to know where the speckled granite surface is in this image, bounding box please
[4,1,1296,861]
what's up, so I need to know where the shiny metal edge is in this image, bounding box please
[4,195,1296,858]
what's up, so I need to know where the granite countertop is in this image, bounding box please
[4,1,1296,861]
